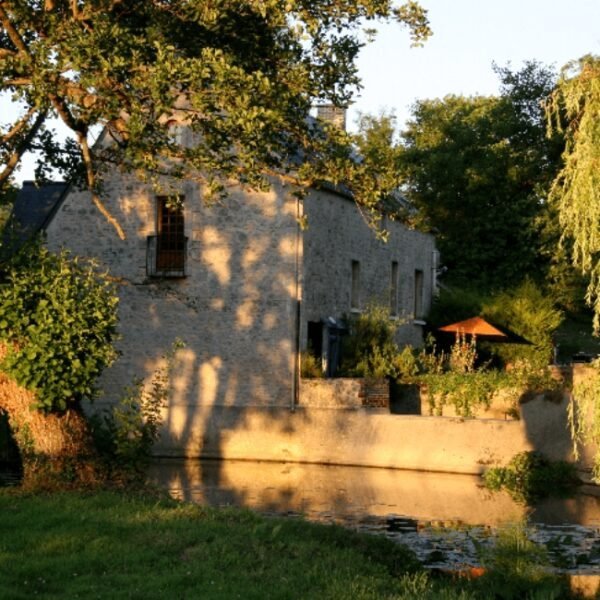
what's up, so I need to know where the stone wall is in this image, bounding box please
[150,365,599,480]
[299,378,362,409]
[299,378,390,409]
[46,174,300,412]
[152,394,589,476]
[301,191,436,349]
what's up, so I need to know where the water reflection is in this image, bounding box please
[148,458,600,572]
[147,458,524,524]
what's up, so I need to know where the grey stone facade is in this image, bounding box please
[44,172,435,454]
[302,189,436,357]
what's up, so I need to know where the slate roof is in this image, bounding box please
[1,181,68,254]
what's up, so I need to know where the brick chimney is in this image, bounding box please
[316,105,347,131]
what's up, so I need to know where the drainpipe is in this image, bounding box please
[291,194,303,412]
[432,250,440,297]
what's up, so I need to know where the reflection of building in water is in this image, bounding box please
[148,459,525,526]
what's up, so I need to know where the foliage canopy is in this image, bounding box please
[399,62,562,290]
[0,0,430,236]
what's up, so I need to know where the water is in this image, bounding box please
[147,458,600,573]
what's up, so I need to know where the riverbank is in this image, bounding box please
[0,488,577,598]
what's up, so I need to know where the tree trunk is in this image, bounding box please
[0,372,101,487]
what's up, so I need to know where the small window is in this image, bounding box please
[147,196,187,277]
[390,261,399,316]
[414,269,424,319]
[157,196,185,270]
[351,260,361,310]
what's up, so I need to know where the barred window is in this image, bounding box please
[156,196,185,272]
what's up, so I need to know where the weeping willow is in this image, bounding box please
[547,55,600,332]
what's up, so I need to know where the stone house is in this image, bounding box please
[9,153,436,456]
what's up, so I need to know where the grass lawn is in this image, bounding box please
[0,489,571,599]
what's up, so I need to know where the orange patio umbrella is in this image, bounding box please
[438,316,531,344]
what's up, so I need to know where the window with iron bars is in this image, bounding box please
[147,196,188,277]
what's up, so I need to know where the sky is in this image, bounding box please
[4,0,600,182]
[348,0,600,131]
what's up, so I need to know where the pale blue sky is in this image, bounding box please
[4,0,600,182]
[349,0,600,130]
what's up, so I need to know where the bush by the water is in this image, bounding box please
[483,451,579,504]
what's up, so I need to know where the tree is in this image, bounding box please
[0,243,118,484]
[399,62,561,291]
[546,55,600,332]
[0,0,430,238]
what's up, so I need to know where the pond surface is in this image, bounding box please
[147,459,600,573]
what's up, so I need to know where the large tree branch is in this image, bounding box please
[0,109,46,187]
[0,3,30,55]
[77,131,126,240]
[48,90,83,132]
[4,77,33,86]
[1,105,36,144]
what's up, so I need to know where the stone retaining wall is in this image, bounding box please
[148,365,599,480]
[149,393,594,480]
[299,378,389,409]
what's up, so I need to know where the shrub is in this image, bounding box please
[90,340,183,478]
[340,304,400,379]
[394,345,420,380]
[483,451,579,504]
[300,351,323,378]
[0,243,118,412]
[411,336,561,418]
[482,279,563,368]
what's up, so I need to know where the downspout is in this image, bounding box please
[432,249,440,297]
[291,194,303,412]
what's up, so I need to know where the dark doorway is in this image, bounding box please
[307,321,323,359]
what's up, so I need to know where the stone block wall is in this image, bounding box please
[46,174,300,415]
[301,190,436,349]
[300,378,389,409]
[299,378,362,409]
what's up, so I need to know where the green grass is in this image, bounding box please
[0,489,571,599]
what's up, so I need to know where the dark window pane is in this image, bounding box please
[157,196,185,270]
